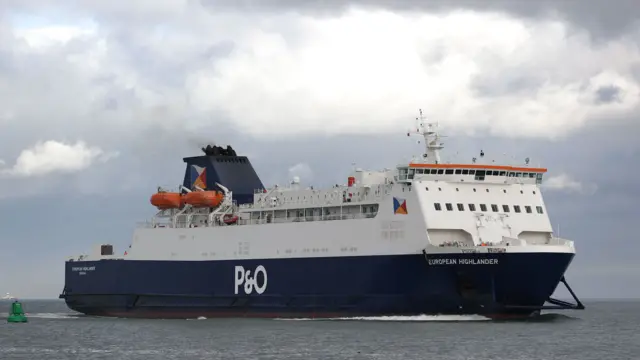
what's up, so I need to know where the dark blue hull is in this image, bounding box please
[60,252,577,319]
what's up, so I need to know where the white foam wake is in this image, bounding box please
[24,313,80,319]
[276,314,490,321]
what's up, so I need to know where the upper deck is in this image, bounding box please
[140,110,552,233]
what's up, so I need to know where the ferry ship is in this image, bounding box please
[59,110,585,319]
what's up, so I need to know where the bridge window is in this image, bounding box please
[468,204,476,211]
[455,169,462,174]
[536,206,544,214]
[469,170,476,175]
[457,203,464,211]
[475,170,486,181]
[525,206,532,214]
[445,203,453,211]
[399,168,408,180]
[480,204,487,212]
[491,204,499,212]
[437,169,444,174]
[502,205,510,212]
[434,203,442,211]
[462,169,469,175]
[514,205,521,213]
[499,171,506,176]
[445,169,454,175]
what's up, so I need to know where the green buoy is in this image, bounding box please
[7,300,28,323]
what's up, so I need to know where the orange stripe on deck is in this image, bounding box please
[409,163,547,173]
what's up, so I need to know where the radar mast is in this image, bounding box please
[407,109,444,164]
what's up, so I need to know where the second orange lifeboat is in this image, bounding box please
[150,192,182,210]
[183,191,224,208]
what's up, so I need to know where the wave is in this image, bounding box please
[0,312,82,319]
[276,314,490,322]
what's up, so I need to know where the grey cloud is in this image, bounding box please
[200,0,640,38]
[3,0,639,40]
[595,85,622,105]
[470,72,544,98]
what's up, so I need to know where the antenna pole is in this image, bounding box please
[408,109,444,164]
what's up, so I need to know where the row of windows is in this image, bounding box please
[434,202,544,214]
[414,168,542,179]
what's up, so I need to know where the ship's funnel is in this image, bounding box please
[182,144,264,205]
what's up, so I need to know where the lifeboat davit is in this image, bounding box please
[183,191,224,207]
[150,192,182,209]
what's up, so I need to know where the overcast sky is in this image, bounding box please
[0,0,638,300]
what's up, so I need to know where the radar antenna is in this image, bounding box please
[407,109,444,164]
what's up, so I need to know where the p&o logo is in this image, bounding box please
[234,265,268,295]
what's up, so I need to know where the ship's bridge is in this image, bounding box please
[396,163,546,185]
[399,109,547,186]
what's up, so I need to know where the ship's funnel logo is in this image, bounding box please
[190,165,207,189]
[393,197,408,215]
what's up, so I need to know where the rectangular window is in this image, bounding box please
[457,203,464,211]
[462,169,469,175]
[480,204,487,212]
[525,205,532,214]
[434,203,442,211]
[514,205,521,213]
[502,205,510,212]
[445,203,453,211]
[491,204,499,212]
[437,169,444,174]
[445,169,454,175]
[468,204,476,211]
[455,169,462,174]
[536,206,544,214]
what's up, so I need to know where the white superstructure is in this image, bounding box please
[71,110,574,263]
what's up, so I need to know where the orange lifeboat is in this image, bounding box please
[183,191,224,208]
[150,192,182,210]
